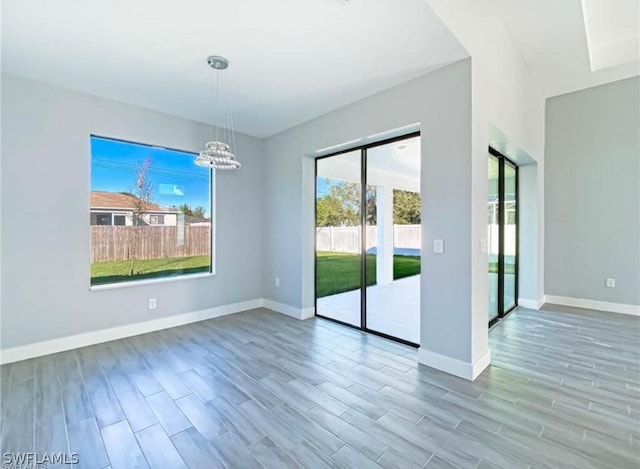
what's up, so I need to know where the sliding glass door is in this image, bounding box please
[488,155,500,322]
[488,148,518,325]
[365,139,421,343]
[503,162,517,311]
[315,133,421,346]
[315,150,362,327]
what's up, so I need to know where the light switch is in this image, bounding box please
[433,239,444,254]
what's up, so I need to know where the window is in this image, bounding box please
[95,213,112,225]
[149,214,165,225]
[90,136,214,286]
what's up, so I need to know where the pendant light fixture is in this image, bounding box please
[195,55,242,170]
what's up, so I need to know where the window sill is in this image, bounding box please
[90,271,216,292]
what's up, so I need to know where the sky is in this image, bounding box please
[316,177,330,197]
[91,136,211,216]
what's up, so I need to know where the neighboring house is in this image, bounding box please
[90,191,178,226]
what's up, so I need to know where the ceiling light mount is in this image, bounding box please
[207,55,229,70]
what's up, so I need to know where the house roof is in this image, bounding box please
[91,191,173,212]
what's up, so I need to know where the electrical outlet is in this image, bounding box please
[275,278,280,288]
[433,239,444,254]
[479,238,487,253]
[606,278,615,288]
[148,298,157,309]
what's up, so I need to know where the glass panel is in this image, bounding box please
[365,137,421,343]
[90,136,212,286]
[315,151,362,327]
[488,155,500,321]
[503,163,517,311]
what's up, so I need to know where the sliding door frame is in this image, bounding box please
[314,131,421,347]
[360,147,368,331]
[488,146,519,327]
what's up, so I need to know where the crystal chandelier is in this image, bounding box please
[195,56,241,170]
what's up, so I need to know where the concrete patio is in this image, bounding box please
[316,275,421,343]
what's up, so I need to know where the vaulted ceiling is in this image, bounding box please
[488,0,639,98]
[3,0,637,138]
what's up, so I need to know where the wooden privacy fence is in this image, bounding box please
[91,225,211,262]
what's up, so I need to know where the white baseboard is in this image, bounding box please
[543,295,640,316]
[301,307,315,320]
[471,350,492,380]
[417,348,491,381]
[262,299,314,320]
[0,298,263,365]
[0,296,316,365]
[518,298,543,309]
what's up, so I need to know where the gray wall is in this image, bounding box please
[518,163,539,302]
[263,59,486,365]
[1,75,265,349]
[545,77,640,306]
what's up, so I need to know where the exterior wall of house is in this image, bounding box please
[90,210,178,226]
[139,212,178,226]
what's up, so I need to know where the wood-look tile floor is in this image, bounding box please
[1,305,638,468]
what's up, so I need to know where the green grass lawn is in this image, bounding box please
[91,255,210,285]
[488,263,516,274]
[316,251,421,298]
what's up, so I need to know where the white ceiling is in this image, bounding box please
[368,136,421,178]
[317,136,421,192]
[488,0,640,98]
[581,0,640,71]
[1,0,467,138]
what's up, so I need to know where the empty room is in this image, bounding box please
[1,0,639,468]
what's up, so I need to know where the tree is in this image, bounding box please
[316,195,355,226]
[365,185,376,225]
[191,206,207,219]
[170,203,208,220]
[128,157,153,276]
[315,180,376,226]
[316,180,421,226]
[393,190,421,224]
